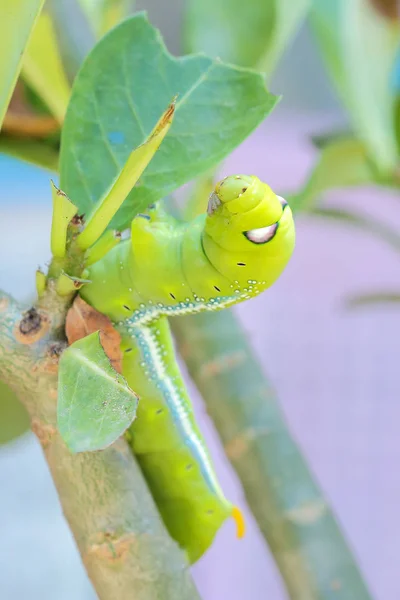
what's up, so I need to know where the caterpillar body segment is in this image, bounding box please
[119,316,235,563]
[79,174,295,561]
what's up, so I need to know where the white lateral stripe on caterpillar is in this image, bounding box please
[126,321,223,494]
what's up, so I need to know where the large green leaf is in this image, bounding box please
[0,381,30,445]
[58,332,138,452]
[21,11,71,123]
[59,12,278,230]
[292,137,379,212]
[184,0,310,75]
[0,0,45,129]
[310,0,400,174]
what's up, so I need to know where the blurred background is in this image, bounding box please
[1,0,399,599]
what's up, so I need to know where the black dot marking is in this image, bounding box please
[123,304,131,311]
[170,293,176,300]
[125,348,133,353]
[185,464,193,470]
[214,285,221,292]
[241,187,247,193]
[206,509,214,515]
[156,408,163,415]
[237,262,246,266]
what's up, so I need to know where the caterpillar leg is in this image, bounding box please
[118,316,243,563]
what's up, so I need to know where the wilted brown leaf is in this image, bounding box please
[2,81,59,138]
[66,296,122,373]
[369,0,400,20]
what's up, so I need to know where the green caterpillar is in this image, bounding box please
[80,174,295,563]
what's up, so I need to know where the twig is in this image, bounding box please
[172,309,372,600]
[0,290,199,600]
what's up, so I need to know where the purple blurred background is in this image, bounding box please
[1,3,399,599]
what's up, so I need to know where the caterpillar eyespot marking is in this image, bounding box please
[243,222,279,244]
[277,195,288,209]
[79,174,295,563]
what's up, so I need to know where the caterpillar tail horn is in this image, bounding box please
[232,505,246,539]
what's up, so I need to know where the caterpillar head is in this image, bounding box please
[205,174,294,255]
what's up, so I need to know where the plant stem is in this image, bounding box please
[172,309,372,600]
[0,290,199,600]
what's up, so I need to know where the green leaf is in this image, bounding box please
[58,332,138,452]
[345,291,400,309]
[292,137,379,212]
[309,206,400,254]
[0,381,30,445]
[0,0,45,129]
[59,12,278,230]
[310,0,400,174]
[184,0,310,75]
[21,11,71,123]
[0,136,59,172]
[77,100,175,250]
[47,0,96,83]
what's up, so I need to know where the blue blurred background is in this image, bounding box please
[1,1,400,599]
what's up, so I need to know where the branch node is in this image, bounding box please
[198,351,247,379]
[39,341,69,373]
[85,532,136,563]
[224,427,271,460]
[16,307,49,344]
[31,417,57,449]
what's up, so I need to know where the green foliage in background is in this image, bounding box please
[310,0,399,174]
[185,0,310,75]
[0,0,46,128]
